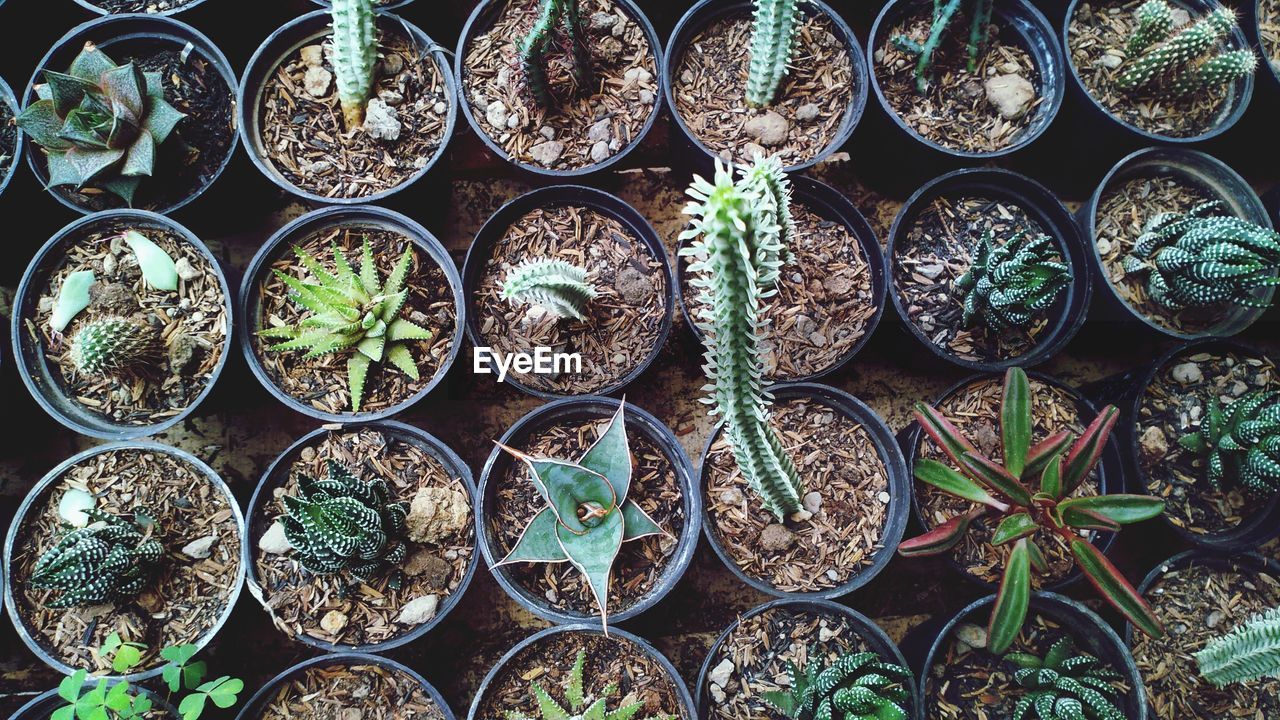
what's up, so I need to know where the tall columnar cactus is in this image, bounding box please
[1179,389,1280,495]
[746,0,801,107]
[30,509,164,609]
[1117,4,1257,98]
[330,0,378,129]
[892,0,994,93]
[507,649,674,720]
[1121,201,1280,312]
[1127,0,1175,56]
[70,317,163,376]
[499,258,598,321]
[1196,606,1280,686]
[519,0,593,108]
[680,157,804,521]
[1005,637,1126,720]
[956,230,1070,333]
[761,651,913,720]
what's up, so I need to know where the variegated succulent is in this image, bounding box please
[957,230,1070,333]
[1006,637,1126,720]
[1179,389,1280,495]
[30,508,164,609]
[1196,606,1280,686]
[762,650,913,720]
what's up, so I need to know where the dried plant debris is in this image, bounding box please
[894,196,1059,362]
[32,224,227,426]
[1264,0,1280,73]
[259,27,449,199]
[254,226,456,415]
[254,428,473,648]
[11,449,240,675]
[476,205,667,394]
[256,661,447,720]
[85,0,197,12]
[705,397,891,593]
[682,204,874,380]
[916,377,1098,587]
[1131,560,1280,719]
[673,13,855,166]
[0,98,15,176]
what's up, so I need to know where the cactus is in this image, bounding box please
[956,229,1070,333]
[1179,389,1280,495]
[30,509,164,609]
[330,0,378,129]
[1196,606,1280,686]
[1117,4,1256,98]
[1121,201,1280,312]
[70,317,162,376]
[892,0,994,93]
[519,0,593,108]
[14,42,185,205]
[680,156,804,521]
[746,0,801,107]
[505,648,674,720]
[761,650,913,720]
[280,459,409,585]
[499,259,598,321]
[1005,637,1126,720]
[1127,0,1175,56]
[258,237,434,413]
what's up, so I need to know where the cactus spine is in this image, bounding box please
[499,259,598,321]
[1117,4,1256,97]
[1196,607,1280,686]
[70,317,162,376]
[746,0,801,107]
[520,0,593,108]
[330,0,378,129]
[1128,0,1174,56]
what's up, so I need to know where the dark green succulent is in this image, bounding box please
[1179,389,1280,495]
[957,229,1070,333]
[506,648,673,720]
[30,508,164,609]
[1006,637,1125,720]
[761,650,912,720]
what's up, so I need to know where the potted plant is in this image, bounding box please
[476,397,699,627]
[696,598,918,720]
[19,15,238,215]
[0,74,22,201]
[1249,0,1280,93]
[239,205,464,422]
[456,0,663,175]
[463,185,674,398]
[238,3,456,203]
[467,624,694,720]
[237,654,455,720]
[70,0,216,15]
[3,442,245,681]
[1079,146,1278,339]
[11,210,233,440]
[887,168,1090,371]
[663,0,868,173]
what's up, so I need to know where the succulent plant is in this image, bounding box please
[892,0,994,93]
[280,459,409,585]
[330,0,378,129]
[1117,3,1257,98]
[898,367,1165,654]
[1005,636,1126,720]
[1121,201,1280,312]
[1127,0,1175,56]
[500,258,599,321]
[494,401,668,630]
[1179,389,1280,495]
[680,156,804,521]
[746,0,800,107]
[258,237,434,412]
[506,648,674,720]
[30,508,164,609]
[15,42,185,205]
[761,650,913,720]
[519,0,594,108]
[1196,606,1280,686]
[957,229,1070,333]
[70,317,163,376]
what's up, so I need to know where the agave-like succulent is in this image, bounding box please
[956,229,1070,333]
[506,648,674,720]
[762,650,913,720]
[1006,637,1126,720]
[1179,389,1280,495]
[30,508,164,609]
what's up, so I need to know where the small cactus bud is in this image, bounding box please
[70,317,162,376]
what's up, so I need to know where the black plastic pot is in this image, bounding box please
[662,0,868,177]
[238,9,457,205]
[476,396,699,626]
[886,167,1090,372]
[236,652,455,720]
[238,204,465,423]
[11,210,234,440]
[456,0,663,178]
[462,185,674,399]
[1076,147,1274,339]
[71,0,216,16]
[695,598,921,720]
[699,382,910,600]
[22,14,238,216]
[920,592,1147,720]
[676,175,887,383]
[311,0,415,9]
[12,683,175,720]
[467,624,695,720]
[3,441,246,683]
[0,74,23,201]
[244,420,479,654]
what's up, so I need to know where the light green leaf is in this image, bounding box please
[496,507,569,564]
[620,500,666,542]
[578,402,632,504]
[50,270,95,332]
[124,230,178,291]
[505,453,617,535]
[556,508,624,628]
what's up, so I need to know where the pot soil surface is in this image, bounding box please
[1264,0,1280,73]
[254,660,447,720]
[1,99,15,179]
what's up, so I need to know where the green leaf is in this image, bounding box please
[620,500,666,542]
[1024,431,1074,483]
[496,507,569,564]
[120,132,155,177]
[914,402,979,467]
[385,343,420,380]
[556,508,624,628]
[987,538,1032,654]
[98,62,145,119]
[103,682,131,711]
[898,508,983,557]
[124,230,178,291]
[348,353,370,412]
[578,402,633,504]
[160,643,198,666]
[15,99,73,150]
[1027,541,1049,574]
[1063,407,1119,495]
[70,44,119,83]
[142,94,185,146]
[760,690,798,718]
[992,512,1038,546]
[112,642,143,672]
[200,676,243,708]
[1070,539,1164,640]
[958,452,1034,507]
[1059,505,1120,532]
[50,270,95,332]
[52,706,75,720]
[101,633,122,656]
[59,670,88,702]
[61,145,126,186]
[503,452,617,535]
[1002,368,1032,477]
[98,175,142,206]
[914,458,1004,509]
[386,318,432,342]
[383,246,414,297]
[1039,454,1064,499]
[1059,495,1165,526]
[178,691,207,720]
[359,237,379,295]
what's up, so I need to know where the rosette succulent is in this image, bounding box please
[762,650,913,720]
[957,229,1070,333]
[1006,637,1126,720]
[1179,389,1280,495]
[30,508,164,609]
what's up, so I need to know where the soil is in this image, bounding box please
[254,660,447,720]
[474,204,668,395]
[1135,347,1279,535]
[1264,0,1280,74]
[1069,0,1238,138]
[1131,559,1280,720]
[916,377,1102,587]
[894,195,1063,363]
[876,8,1043,152]
[9,448,241,675]
[461,0,659,170]
[83,0,196,12]
[252,428,474,649]
[682,204,876,380]
[475,631,688,720]
[252,225,457,416]
[0,97,15,181]
[31,222,227,428]
[489,413,684,618]
[672,12,856,167]
[704,396,892,593]
[258,25,449,199]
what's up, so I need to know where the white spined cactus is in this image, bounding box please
[330,0,378,129]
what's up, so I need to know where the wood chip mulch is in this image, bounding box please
[461,0,658,170]
[84,0,195,12]
[475,205,668,395]
[705,397,892,593]
[10,448,241,675]
[1264,0,1280,72]
[253,226,457,416]
[253,429,474,648]
[1131,559,1280,720]
[0,98,15,177]
[893,195,1059,363]
[672,12,855,166]
[256,661,447,720]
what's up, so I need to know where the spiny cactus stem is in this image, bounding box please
[330,0,378,130]
[745,0,801,107]
[519,0,592,108]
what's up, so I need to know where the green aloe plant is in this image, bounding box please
[761,650,913,720]
[891,0,995,93]
[1117,3,1257,98]
[519,0,593,108]
[1196,606,1280,686]
[1179,389,1280,495]
[30,508,164,609]
[1006,637,1126,720]
[506,648,674,720]
[957,229,1070,333]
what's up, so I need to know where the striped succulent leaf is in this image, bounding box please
[1196,606,1280,686]
[30,508,163,609]
[1179,389,1280,495]
[1006,637,1126,720]
[760,650,912,720]
[957,229,1070,333]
